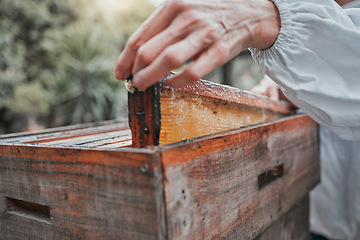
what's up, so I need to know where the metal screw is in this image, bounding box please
[141,164,149,173]
[144,128,150,134]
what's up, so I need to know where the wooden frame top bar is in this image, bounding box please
[128,75,294,148]
[176,80,292,115]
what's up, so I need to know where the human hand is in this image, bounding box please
[114,0,280,89]
[251,75,299,109]
[251,75,280,100]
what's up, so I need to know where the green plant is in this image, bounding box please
[0,0,75,133]
[50,23,124,125]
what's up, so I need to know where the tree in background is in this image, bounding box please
[47,0,155,127]
[0,0,155,134]
[0,0,75,133]
[48,23,126,126]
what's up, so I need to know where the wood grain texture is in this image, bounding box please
[0,122,132,150]
[159,114,319,240]
[255,196,310,240]
[0,119,128,143]
[127,77,293,147]
[0,98,318,239]
[177,80,292,114]
[0,146,166,240]
[159,87,288,145]
[128,83,161,148]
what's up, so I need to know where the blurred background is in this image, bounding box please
[0,0,264,134]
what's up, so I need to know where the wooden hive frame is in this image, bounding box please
[0,76,319,240]
[128,74,292,147]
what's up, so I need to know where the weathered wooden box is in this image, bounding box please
[0,80,319,240]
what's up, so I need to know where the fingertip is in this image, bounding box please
[164,75,189,89]
[133,70,171,90]
[268,86,280,100]
[132,74,146,90]
[164,75,178,88]
[114,67,125,80]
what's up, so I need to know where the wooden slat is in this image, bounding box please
[0,146,165,240]
[159,114,319,240]
[97,140,133,149]
[81,135,132,148]
[0,120,128,144]
[26,125,130,145]
[37,129,131,146]
[128,83,161,148]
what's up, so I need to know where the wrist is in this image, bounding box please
[251,0,281,49]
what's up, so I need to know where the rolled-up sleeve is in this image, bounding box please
[251,0,360,140]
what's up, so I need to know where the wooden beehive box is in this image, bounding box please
[0,78,319,240]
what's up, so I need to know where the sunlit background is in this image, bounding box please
[0,0,263,134]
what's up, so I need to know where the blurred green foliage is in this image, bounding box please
[10,82,49,115]
[0,0,155,133]
[49,23,123,125]
[0,0,261,134]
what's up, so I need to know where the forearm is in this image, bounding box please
[251,0,281,49]
[251,0,360,140]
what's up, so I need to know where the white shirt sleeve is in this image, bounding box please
[250,0,360,141]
